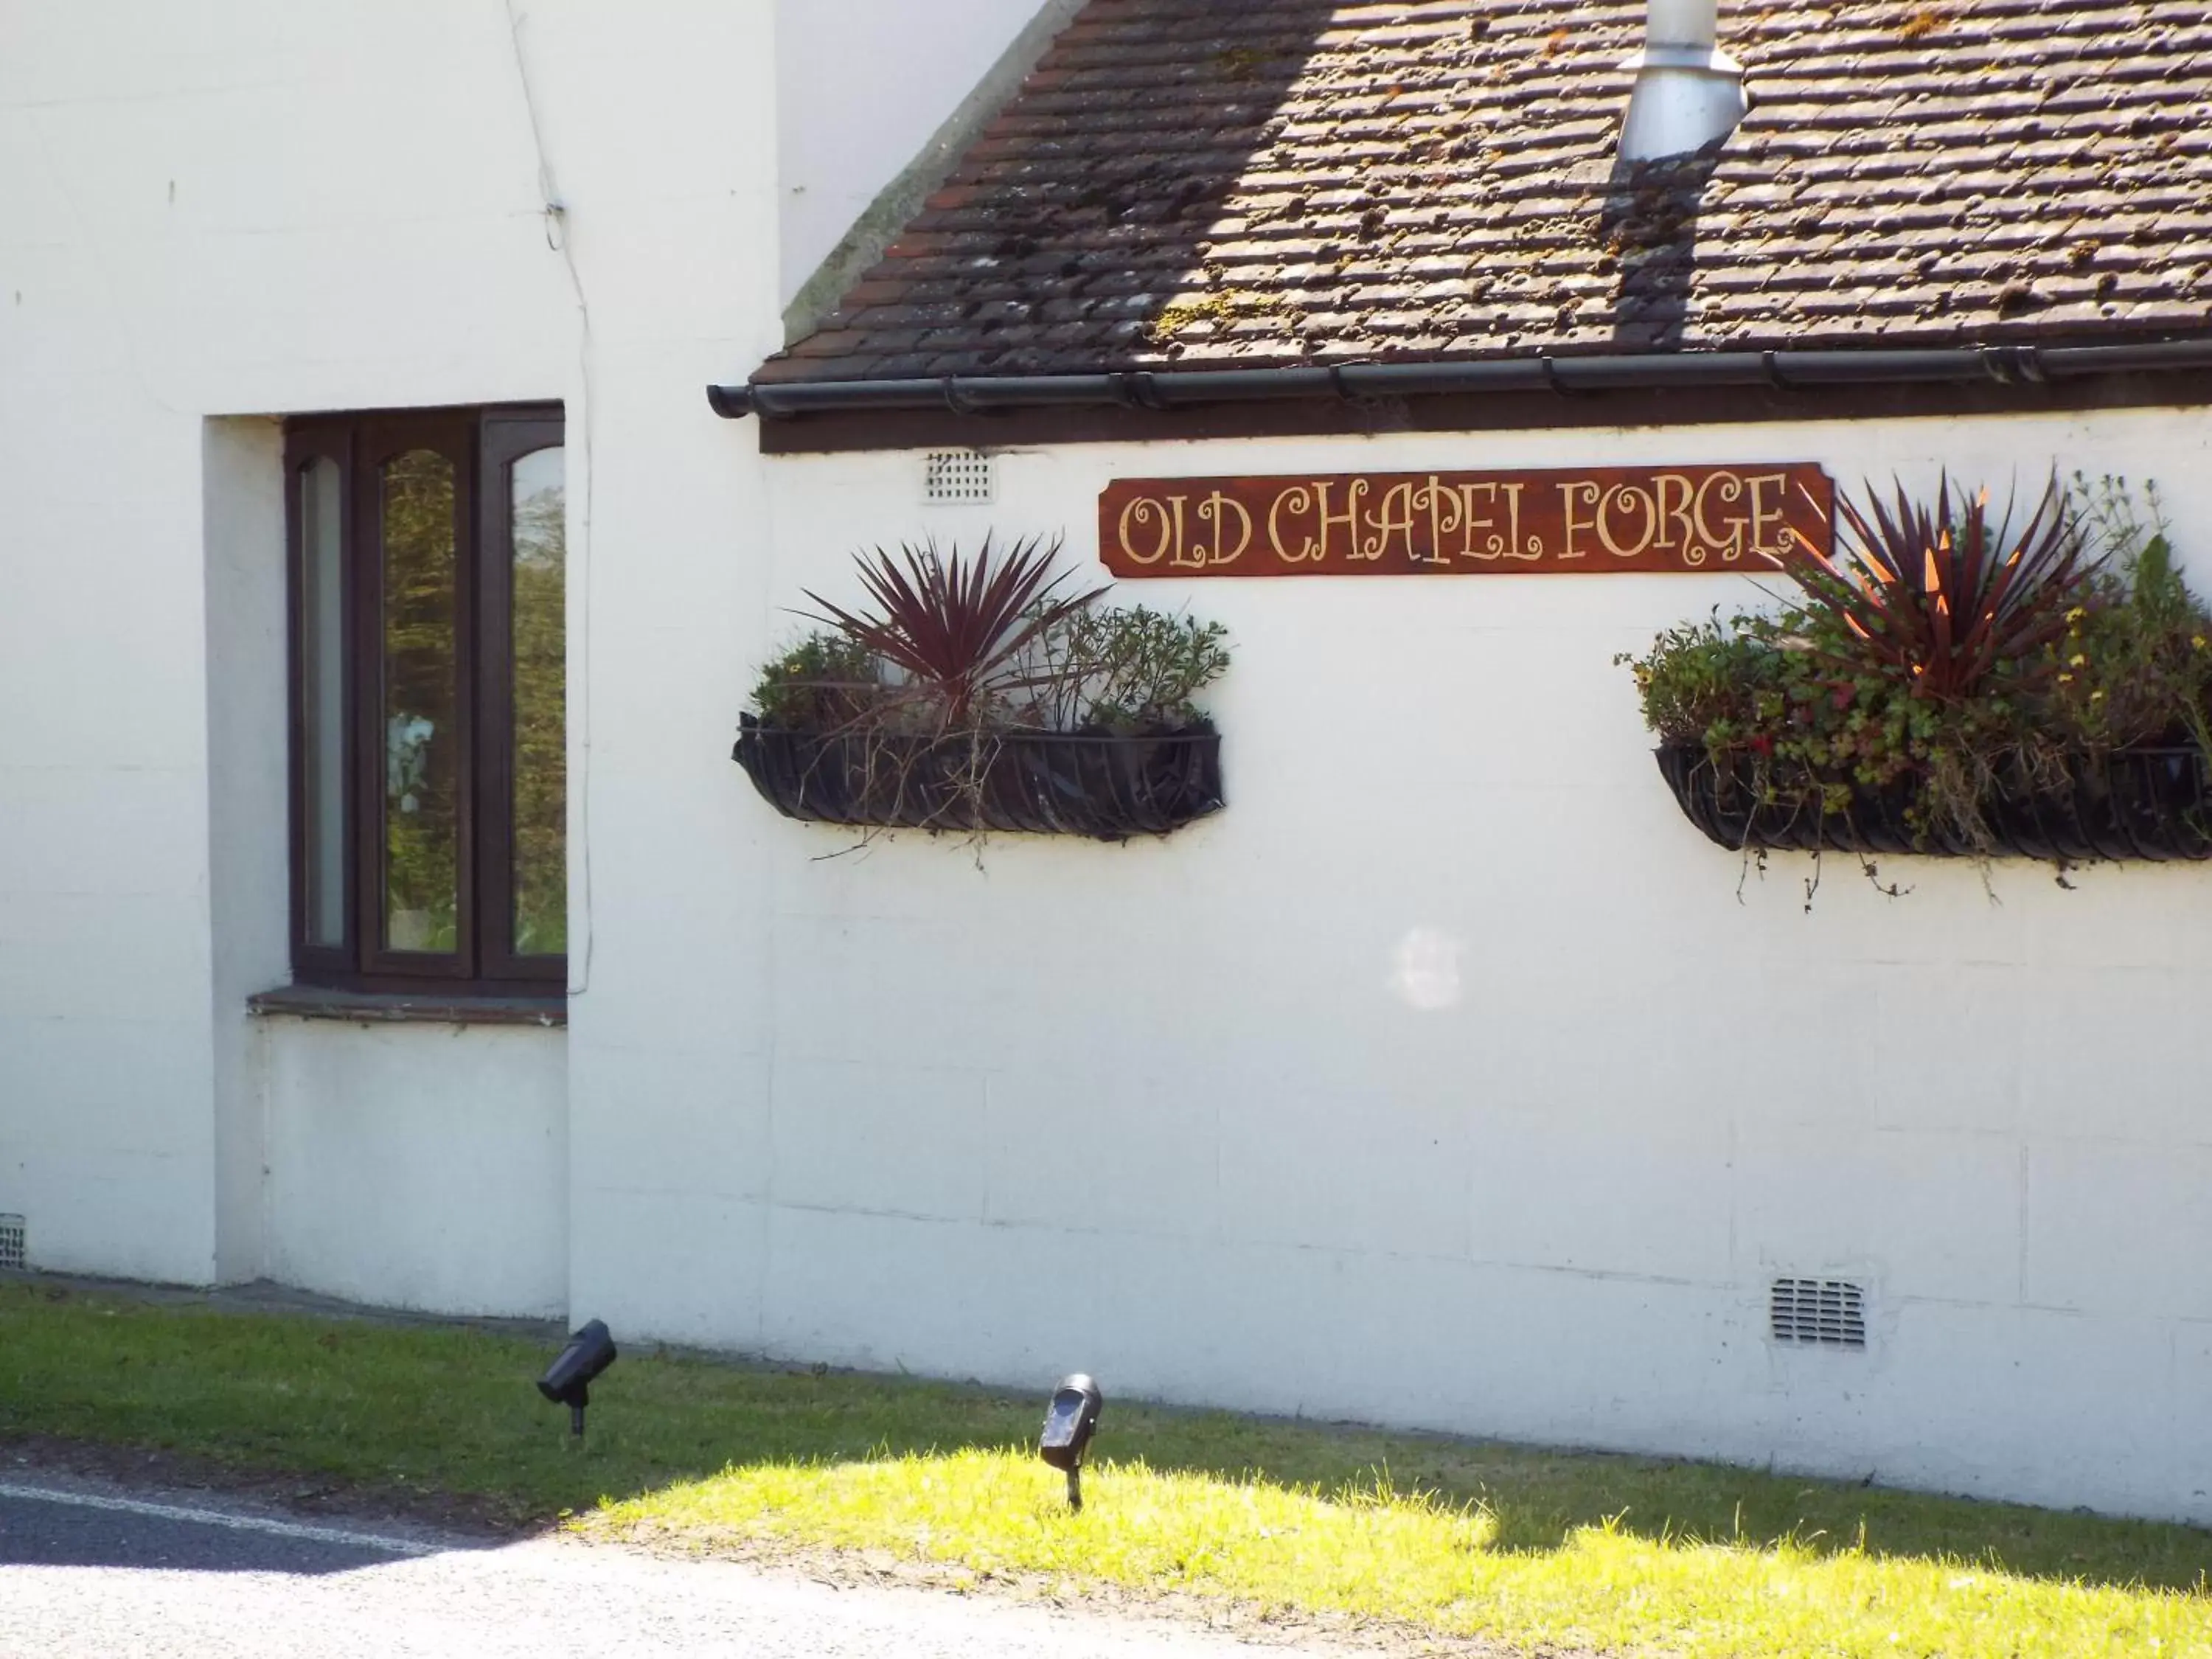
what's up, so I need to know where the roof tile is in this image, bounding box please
[763,0,2212,382]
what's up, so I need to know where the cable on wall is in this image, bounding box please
[504,0,599,998]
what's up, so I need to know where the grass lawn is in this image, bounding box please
[2,1282,2206,1658]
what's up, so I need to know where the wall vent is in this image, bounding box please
[923,449,995,504]
[1770,1278,1865,1349]
[0,1214,24,1273]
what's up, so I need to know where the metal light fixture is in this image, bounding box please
[1037,1373,1102,1511]
[537,1318,617,1441]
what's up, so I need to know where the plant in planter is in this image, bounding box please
[1624,473,2212,867]
[736,535,1230,841]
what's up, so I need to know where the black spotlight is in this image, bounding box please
[537,1319,617,1441]
[1038,1373,1102,1511]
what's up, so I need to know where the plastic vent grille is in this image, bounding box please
[1770,1278,1866,1349]
[0,1214,23,1272]
[923,449,994,504]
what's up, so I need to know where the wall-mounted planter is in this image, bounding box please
[734,714,1224,841]
[1656,742,2212,862]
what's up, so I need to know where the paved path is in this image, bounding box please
[0,1475,1355,1659]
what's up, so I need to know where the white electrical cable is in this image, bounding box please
[503,0,598,998]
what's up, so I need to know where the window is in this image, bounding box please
[284,406,566,993]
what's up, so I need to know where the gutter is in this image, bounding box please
[709,338,2212,422]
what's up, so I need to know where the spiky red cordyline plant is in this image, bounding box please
[1774,473,2097,700]
[802,535,1106,726]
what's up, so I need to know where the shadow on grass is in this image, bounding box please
[2,1284,2205,1597]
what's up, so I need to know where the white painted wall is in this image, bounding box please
[773,0,1053,304]
[0,151,224,1284]
[7,0,2212,1532]
[621,405,2212,1528]
[0,0,784,1288]
[204,418,292,1284]
[261,1018,568,1317]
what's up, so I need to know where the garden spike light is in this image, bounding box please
[1038,1374,1102,1512]
[537,1319,617,1442]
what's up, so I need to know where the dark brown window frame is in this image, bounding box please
[282,404,566,996]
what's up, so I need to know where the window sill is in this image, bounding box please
[247,985,567,1029]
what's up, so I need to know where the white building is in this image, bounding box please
[7,0,2212,1525]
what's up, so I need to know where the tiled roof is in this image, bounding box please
[757,0,2212,386]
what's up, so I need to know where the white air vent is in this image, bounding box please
[1770,1278,1865,1349]
[0,1214,24,1272]
[924,449,995,504]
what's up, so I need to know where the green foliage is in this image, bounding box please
[1622,475,2212,853]
[380,450,462,950]
[753,541,1230,736]
[372,448,568,956]
[2052,475,2212,757]
[1621,611,1784,750]
[745,542,1230,845]
[1018,602,1233,731]
[750,630,883,731]
[510,468,567,955]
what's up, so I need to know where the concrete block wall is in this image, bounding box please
[7,0,2212,1527]
[0,0,792,1296]
[605,406,2212,1525]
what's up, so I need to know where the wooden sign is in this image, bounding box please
[1099,464,1832,577]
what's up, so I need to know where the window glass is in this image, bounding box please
[509,445,566,956]
[299,457,347,948]
[379,449,460,955]
[286,407,564,991]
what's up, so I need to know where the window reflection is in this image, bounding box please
[380,449,459,955]
[300,457,346,948]
[509,446,566,956]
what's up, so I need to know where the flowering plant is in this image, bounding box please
[1621,475,2212,855]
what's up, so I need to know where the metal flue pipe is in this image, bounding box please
[1619,0,1747,163]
